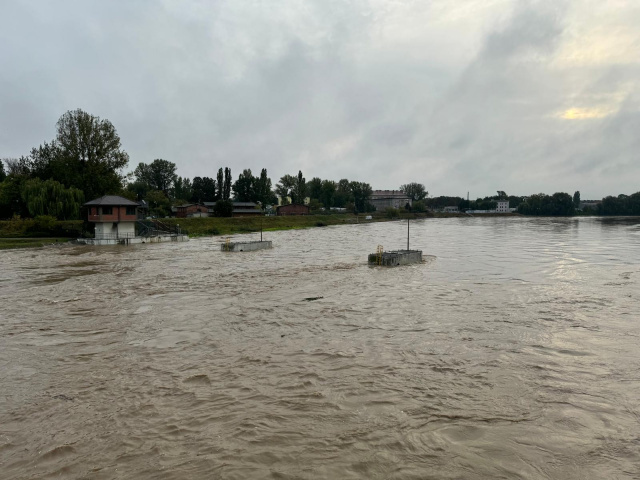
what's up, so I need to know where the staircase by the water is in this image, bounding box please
[136,220,186,237]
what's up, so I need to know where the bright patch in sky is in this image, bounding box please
[559,107,613,119]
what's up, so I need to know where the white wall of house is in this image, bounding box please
[117,222,135,237]
[95,222,117,238]
[94,221,135,239]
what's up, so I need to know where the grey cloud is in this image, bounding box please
[0,0,638,198]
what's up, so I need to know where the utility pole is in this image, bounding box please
[407,218,410,251]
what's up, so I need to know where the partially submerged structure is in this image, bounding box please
[368,249,422,266]
[368,218,422,266]
[78,195,189,245]
[221,240,272,252]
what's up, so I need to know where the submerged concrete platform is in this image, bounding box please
[77,234,189,246]
[368,249,422,266]
[221,240,272,252]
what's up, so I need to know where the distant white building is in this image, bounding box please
[496,201,510,213]
[443,206,459,213]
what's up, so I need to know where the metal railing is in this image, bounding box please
[136,220,187,237]
[94,232,138,240]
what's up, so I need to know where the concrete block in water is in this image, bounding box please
[221,240,272,252]
[368,249,422,266]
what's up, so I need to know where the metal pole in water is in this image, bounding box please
[261,217,263,242]
[407,218,410,251]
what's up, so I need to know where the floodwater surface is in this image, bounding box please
[1,217,639,479]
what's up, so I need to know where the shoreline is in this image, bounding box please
[1,213,631,250]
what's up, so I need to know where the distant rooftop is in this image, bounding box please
[84,195,141,207]
[371,190,411,198]
[233,209,263,213]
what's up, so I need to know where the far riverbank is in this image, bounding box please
[0,212,522,249]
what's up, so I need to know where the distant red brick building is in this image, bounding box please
[276,203,310,216]
[176,204,210,218]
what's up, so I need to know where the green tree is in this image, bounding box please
[255,168,276,205]
[508,195,523,209]
[232,169,256,202]
[425,196,464,209]
[496,190,508,199]
[291,170,307,204]
[202,177,217,201]
[213,199,233,217]
[307,177,323,201]
[133,159,177,195]
[126,180,149,201]
[334,179,353,207]
[573,190,580,208]
[0,158,32,218]
[275,174,296,205]
[172,176,192,203]
[308,199,323,211]
[51,109,129,199]
[21,178,84,220]
[191,177,205,203]
[4,156,33,176]
[223,168,232,200]
[189,176,217,202]
[0,160,6,182]
[216,168,224,200]
[146,189,171,217]
[413,200,426,212]
[350,181,373,212]
[320,180,336,209]
[598,193,640,215]
[517,192,575,216]
[0,176,28,218]
[400,183,428,201]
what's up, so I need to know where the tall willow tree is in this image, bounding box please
[21,178,84,220]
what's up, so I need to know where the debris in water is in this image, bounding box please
[53,394,74,402]
[303,296,323,301]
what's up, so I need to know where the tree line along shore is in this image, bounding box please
[2,109,639,230]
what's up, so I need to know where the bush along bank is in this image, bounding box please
[0,216,85,238]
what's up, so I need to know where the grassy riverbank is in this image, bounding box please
[161,214,376,237]
[0,217,84,239]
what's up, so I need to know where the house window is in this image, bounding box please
[126,206,136,215]
[102,207,113,215]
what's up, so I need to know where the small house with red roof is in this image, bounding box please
[85,195,141,240]
[80,195,189,245]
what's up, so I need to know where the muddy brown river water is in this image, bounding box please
[1,217,640,479]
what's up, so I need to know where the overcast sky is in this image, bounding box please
[1,0,638,198]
